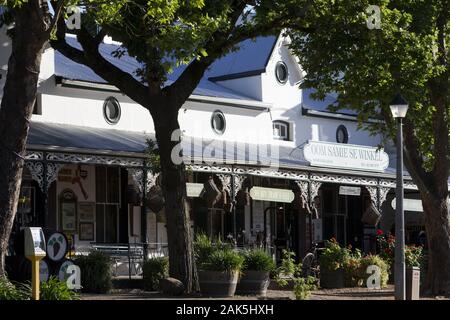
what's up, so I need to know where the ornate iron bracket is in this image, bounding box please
[25,161,64,193]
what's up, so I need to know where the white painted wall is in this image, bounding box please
[23,31,385,161]
[33,85,155,133]
[214,75,263,101]
[179,100,273,144]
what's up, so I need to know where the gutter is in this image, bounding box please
[56,77,271,111]
[26,144,149,159]
[302,106,383,124]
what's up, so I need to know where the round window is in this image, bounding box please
[336,125,349,143]
[103,97,121,125]
[275,61,289,84]
[211,110,226,135]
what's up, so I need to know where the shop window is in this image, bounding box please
[273,120,290,141]
[95,166,120,243]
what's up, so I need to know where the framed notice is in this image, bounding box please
[79,222,94,241]
[60,189,77,232]
[78,202,95,221]
[61,202,77,231]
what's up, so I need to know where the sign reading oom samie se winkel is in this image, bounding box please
[303,141,389,172]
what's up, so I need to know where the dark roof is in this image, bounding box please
[54,35,278,101]
[28,121,152,154]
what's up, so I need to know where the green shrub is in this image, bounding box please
[343,249,363,287]
[293,276,318,300]
[75,251,112,293]
[358,255,389,288]
[0,277,31,300]
[194,233,214,269]
[142,257,169,291]
[40,276,79,300]
[275,250,303,287]
[241,250,275,272]
[319,238,351,272]
[202,249,244,272]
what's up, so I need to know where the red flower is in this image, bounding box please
[376,229,384,236]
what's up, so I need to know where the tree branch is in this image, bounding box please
[50,12,152,109]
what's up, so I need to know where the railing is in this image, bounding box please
[91,242,169,279]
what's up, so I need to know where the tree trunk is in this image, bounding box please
[153,112,197,293]
[421,191,450,295]
[0,4,48,278]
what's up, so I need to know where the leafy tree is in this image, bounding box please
[288,0,449,294]
[51,0,313,293]
[0,0,65,279]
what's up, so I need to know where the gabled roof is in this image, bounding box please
[54,35,278,102]
[206,36,278,82]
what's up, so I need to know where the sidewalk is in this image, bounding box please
[80,285,449,300]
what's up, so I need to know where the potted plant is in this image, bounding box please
[319,238,349,288]
[194,234,243,297]
[236,249,275,296]
[343,248,363,287]
[358,254,389,288]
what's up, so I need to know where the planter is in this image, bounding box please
[198,270,239,297]
[406,267,420,300]
[320,268,345,289]
[235,271,270,296]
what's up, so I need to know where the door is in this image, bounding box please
[95,166,120,243]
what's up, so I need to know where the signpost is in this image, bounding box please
[303,141,389,172]
[24,227,46,300]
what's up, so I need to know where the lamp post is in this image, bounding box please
[390,93,409,300]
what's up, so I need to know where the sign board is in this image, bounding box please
[391,198,450,213]
[339,186,361,196]
[303,141,389,172]
[186,183,204,198]
[249,187,295,203]
[391,198,423,212]
[24,227,46,257]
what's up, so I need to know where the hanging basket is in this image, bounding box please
[202,176,221,207]
[361,203,381,226]
[147,185,165,213]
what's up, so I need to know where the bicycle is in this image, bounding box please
[301,242,321,279]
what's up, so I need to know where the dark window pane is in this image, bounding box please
[96,204,105,243]
[107,167,120,203]
[105,205,118,243]
[96,166,106,203]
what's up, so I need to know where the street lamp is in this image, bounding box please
[390,93,409,300]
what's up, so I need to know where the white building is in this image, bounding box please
[1,28,430,268]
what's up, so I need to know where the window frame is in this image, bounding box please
[336,124,349,144]
[275,61,289,84]
[103,96,122,125]
[273,120,290,141]
[211,110,226,135]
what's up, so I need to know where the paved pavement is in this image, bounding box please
[80,285,449,300]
